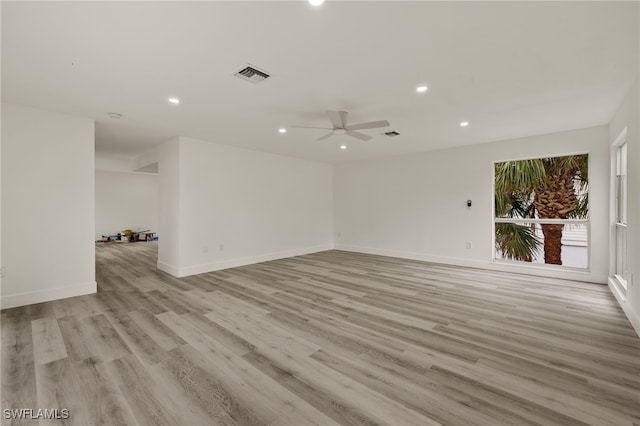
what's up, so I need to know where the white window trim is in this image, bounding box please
[610,127,628,295]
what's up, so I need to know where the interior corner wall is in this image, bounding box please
[608,79,640,336]
[95,170,158,240]
[95,152,136,173]
[1,103,96,309]
[333,125,610,284]
[167,136,333,277]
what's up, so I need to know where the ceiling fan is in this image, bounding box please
[290,110,390,141]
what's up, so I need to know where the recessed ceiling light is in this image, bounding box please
[168,97,180,105]
[416,85,428,93]
[460,121,469,127]
[309,0,325,6]
[107,112,123,119]
[278,128,287,134]
[340,145,347,150]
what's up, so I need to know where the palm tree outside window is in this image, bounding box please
[494,154,589,269]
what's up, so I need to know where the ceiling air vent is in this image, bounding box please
[384,131,400,137]
[234,65,270,84]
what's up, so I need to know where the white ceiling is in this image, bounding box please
[2,1,638,163]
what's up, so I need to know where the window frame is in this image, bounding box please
[612,128,628,292]
[491,152,591,271]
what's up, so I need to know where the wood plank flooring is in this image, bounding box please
[2,242,639,425]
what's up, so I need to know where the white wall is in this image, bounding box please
[149,136,333,277]
[1,103,95,308]
[145,137,182,275]
[95,170,158,240]
[334,125,610,284]
[608,79,640,335]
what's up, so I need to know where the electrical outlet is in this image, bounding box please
[337,231,341,238]
[202,245,209,254]
[0,266,5,278]
[465,241,472,249]
[219,244,224,251]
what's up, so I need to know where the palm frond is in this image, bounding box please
[495,223,541,262]
[495,193,512,218]
[495,160,545,195]
[508,193,535,218]
[566,192,589,219]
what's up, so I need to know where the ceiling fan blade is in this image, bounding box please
[289,125,333,130]
[316,131,335,141]
[326,110,348,129]
[345,120,390,131]
[346,130,372,141]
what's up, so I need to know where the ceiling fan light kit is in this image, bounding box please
[291,110,390,142]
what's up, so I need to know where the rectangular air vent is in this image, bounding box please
[234,65,270,84]
[384,131,400,137]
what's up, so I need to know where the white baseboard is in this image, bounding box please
[157,260,181,276]
[1,281,97,310]
[335,243,488,269]
[334,244,607,284]
[608,277,640,338]
[160,244,334,278]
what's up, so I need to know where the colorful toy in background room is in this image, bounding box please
[97,229,156,243]
[120,229,133,242]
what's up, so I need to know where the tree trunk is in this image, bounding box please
[541,223,563,265]
[533,168,578,265]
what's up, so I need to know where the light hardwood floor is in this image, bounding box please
[2,242,639,425]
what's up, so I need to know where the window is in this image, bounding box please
[614,134,628,290]
[493,154,589,269]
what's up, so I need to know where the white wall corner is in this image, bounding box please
[157,260,182,277]
[0,281,97,310]
[95,152,136,173]
[134,136,180,172]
